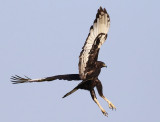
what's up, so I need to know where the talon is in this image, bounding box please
[101,109,108,117]
[108,101,116,110]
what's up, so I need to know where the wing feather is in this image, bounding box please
[79,7,110,80]
[11,74,81,84]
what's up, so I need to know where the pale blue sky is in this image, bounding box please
[1,0,160,122]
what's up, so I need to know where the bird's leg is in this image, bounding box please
[94,97,108,116]
[90,89,108,116]
[96,81,116,110]
[101,96,116,110]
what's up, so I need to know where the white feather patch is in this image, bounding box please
[79,7,110,80]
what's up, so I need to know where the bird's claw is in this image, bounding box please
[108,101,116,110]
[101,109,108,117]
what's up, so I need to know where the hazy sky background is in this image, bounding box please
[1,0,160,122]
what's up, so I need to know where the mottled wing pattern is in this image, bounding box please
[11,74,80,84]
[79,7,110,80]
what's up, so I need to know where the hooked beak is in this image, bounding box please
[103,64,107,68]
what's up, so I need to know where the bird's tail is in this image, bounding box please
[62,88,78,98]
[62,81,86,98]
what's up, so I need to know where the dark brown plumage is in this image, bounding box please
[11,7,116,116]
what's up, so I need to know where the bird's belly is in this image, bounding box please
[79,80,97,90]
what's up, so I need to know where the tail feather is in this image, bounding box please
[62,81,86,98]
[62,88,78,98]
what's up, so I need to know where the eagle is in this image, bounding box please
[11,7,116,116]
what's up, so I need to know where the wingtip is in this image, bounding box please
[11,80,21,84]
[10,75,31,84]
[99,6,103,10]
[96,7,108,18]
[12,82,19,84]
[98,6,108,14]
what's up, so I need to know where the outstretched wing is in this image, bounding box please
[11,74,80,84]
[79,7,110,80]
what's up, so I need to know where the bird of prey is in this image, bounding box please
[11,7,116,116]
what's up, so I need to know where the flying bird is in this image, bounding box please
[11,7,116,116]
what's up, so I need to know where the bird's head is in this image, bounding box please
[96,61,107,68]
